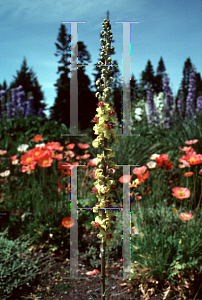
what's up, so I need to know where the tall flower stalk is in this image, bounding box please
[145,82,157,129]
[90,17,119,300]
[162,73,174,129]
[196,95,202,119]
[0,86,40,120]
[186,68,197,121]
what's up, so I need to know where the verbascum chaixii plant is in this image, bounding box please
[90,17,119,299]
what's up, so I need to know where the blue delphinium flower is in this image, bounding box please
[195,96,202,119]
[186,70,197,122]
[25,95,36,118]
[37,107,43,117]
[176,95,184,118]
[162,74,174,129]
[146,82,157,126]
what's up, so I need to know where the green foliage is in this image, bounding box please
[81,245,100,268]
[0,115,69,155]
[1,109,202,295]
[0,226,56,300]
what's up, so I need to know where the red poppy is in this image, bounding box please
[33,135,43,142]
[66,143,75,149]
[184,172,193,177]
[86,269,100,275]
[119,175,132,183]
[185,139,198,145]
[179,212,193,221]
[172,187,191,200]
[62,217,75,228]
[144,187,150,194]
[136,171,149,183]
[78,143,90,149]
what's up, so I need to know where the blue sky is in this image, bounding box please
[1,0,202,119]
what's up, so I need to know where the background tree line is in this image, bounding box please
[1,22,202,131]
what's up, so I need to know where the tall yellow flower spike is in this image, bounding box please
[91,18,119,248]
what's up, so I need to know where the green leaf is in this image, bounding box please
[89,293,98,300]
[103,286,111,296]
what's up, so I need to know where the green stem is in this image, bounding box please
[101,136,107,300]
[193,168,197,210]
[101,228,106,299]
[194,179,202,224]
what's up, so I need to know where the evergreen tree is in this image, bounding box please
[155,56,166,94]
[0,80,8,92]
[76,41,98,131]
[49,24,71,126]
[130,73,139,105]
[175,58,202,119]
[179,57,193,106]
[140,60,156,98]
[8,57,48,119]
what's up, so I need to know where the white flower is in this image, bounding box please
[35,143,45,148]
[134,107,143,121]
[146,161,157,169]
[17,144,29,152]
[0,170,10,177]
[150,153,160,160]
[12,159,19,165]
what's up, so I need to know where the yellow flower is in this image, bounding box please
[95,169,105,179]
[172,208,178,213]
[104,128,117,139]
[100,185,111,194]
[91,18,119,248]
[130,178,141,188]
[96,154,105,165]
[97,228,114,246]
[93,204,100,213]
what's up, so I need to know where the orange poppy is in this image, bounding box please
[62,217,75,228]
[144,187,150,194]
[179,212,193,221]
[132,166,147,175]
[186,154,202,165]
[136,171,149,183]
[184,172,193,177]
[119,174,132,183]
[78,143,90,149]
[185,139,198,145]
[33,135,43,142]
[172,187,191,200]
[86,269,100,275]
[66,143,75,149]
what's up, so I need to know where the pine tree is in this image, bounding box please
[76,41,98,131]
[0,80,8,92]
[8,57,47,118]
[180,57,193,107]
[140,60,156,98]
[130,73,139,105]
[155,56,166,94]
[49,24,71,127]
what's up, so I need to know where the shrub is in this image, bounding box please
[0,226,56,300]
